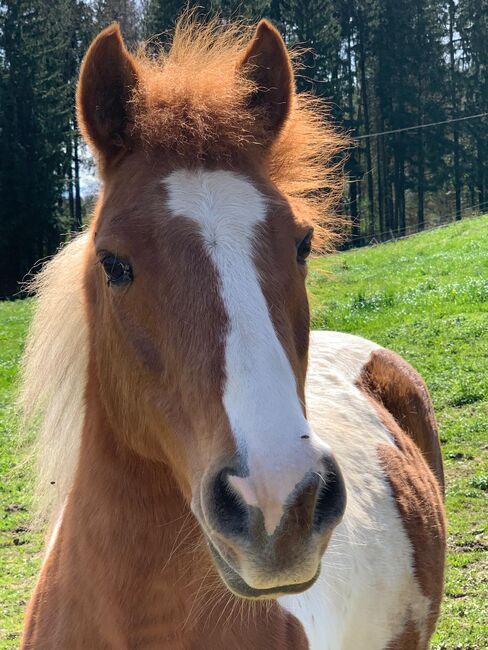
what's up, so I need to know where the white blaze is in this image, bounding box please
[164,169,328,534]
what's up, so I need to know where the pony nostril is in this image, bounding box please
[211,470,249,537]
[312,462,346,533]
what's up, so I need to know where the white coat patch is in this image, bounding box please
[279,331,431,649]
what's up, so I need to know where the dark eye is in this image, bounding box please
[100,255,133,286]
[296,229,313,265]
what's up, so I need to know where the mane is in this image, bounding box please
[131,15,346,246]
[19,233,89,526]
[21,17,346,527]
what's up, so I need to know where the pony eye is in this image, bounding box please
[296,229,313,265]
[100,255,133,286]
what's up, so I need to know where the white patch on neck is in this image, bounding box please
[278,331,430,650]
[163,169,328,534]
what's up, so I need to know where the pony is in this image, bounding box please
[20,17,446,649]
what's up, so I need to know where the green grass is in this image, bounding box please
[0,300,43,649]
[1,216,487,648]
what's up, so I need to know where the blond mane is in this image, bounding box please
[20,234,88,526]
[21,16,346,526]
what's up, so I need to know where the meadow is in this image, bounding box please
[1,216,487,648]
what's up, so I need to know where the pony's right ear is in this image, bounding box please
[76,24,138,163]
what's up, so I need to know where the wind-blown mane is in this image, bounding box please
[20,234,88,525]
[109,16,345,242]
[21,16,345,527]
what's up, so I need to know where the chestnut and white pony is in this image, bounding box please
[20,18,445,649]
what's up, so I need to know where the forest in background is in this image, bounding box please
[0,0,487,295]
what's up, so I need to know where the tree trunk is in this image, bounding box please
[350,171,360,242]
[381,121,393,235]
[357,16,375,235]
[453,127,461,220]
[73,112,82,231]
[476,138,484,210]
[376,136,384,239]
[398,138,406,236]
[417,129,425,230]
[448,0,462,220]
[67,132,74,226]
[346,31,360,244]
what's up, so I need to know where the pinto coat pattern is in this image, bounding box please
[20,17,445,650]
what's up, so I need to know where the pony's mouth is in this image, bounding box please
[206,536,320,600]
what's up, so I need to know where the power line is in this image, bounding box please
[353,111,488,141]
[344,199,488,245]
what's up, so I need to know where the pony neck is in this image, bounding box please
[58,384,212,642]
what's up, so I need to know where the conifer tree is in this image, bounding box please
[0,0,71,293]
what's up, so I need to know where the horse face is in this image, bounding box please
[79,22,345,599]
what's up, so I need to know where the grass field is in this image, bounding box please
[1,216,487,648]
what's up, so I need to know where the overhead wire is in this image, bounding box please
[343,199,488,246]
[352,111,488,141]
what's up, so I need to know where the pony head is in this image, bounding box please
[76,17,346,599]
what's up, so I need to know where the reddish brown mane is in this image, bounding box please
[80,15,347,248]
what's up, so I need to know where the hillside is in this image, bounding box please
[308,215,488,648]
[1,216,487,648]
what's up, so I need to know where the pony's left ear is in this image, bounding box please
[238,20,294,138]
[76,23,138,164]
